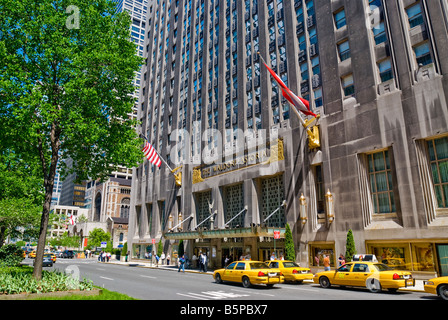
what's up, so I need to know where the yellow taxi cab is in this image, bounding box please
[313,261,414,293]
[213,260,284,288]
[45,253,57,263]
[28,250,36,258]
[265,260,313,283]
[424,276,448,300]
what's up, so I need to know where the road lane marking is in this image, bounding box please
[176,291,251,300]
[280,285,319,292]
[177,293,209,300]
[140,275,157,279]
[230,288,275,297]
[99,276,114,281]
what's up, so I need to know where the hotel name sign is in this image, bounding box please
[193,139,284,184]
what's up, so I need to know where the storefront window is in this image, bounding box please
[368,242,438,273]
[132,244,152,259]
[372,245,408,269]
[310,243,335,267]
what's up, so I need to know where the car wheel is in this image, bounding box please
[319,276,331,289]
[438,284,448,300]
[215,273,222,284]
[366,278,382,293]
[242,276,251,288]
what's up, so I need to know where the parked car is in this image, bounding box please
[28,250,36,258]
[33,255,53,267]
[45,253,57,263]
[213,260,284,288]
[265,260,313,283]
[313,261,414,293]
[424,276,448,300]
[62,250,74,259]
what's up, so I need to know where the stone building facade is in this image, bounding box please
[129,0,448,278]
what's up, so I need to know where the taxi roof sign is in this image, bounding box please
[352,254,377,262]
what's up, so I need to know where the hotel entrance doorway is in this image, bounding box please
[222,247,243,267]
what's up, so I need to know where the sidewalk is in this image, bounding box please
[100,259,425,292]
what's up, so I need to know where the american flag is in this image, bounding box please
[142,141,162,167]
[261,60,317,118]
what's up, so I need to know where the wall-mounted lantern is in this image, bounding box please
[325,189,335,224]
[299,193,308,225]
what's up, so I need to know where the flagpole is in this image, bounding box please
[140,134,174,172]
[257,52,320,129]
[257,52,309,127]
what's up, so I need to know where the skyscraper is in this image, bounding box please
[130,0,448,277]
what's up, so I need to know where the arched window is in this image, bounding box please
[120,197,130,218]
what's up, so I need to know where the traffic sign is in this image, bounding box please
[273,231,280,239]
[152,239,156,244]
[101,241,107,248]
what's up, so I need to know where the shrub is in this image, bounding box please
[0,266,94,295]
[345,229,356,262]
[0,243,24,267]
[284,223,296,261]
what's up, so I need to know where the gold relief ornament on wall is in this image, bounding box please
[265,138,285,164]
[192,167,205,184]
[171,166,182,187]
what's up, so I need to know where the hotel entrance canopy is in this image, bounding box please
[163,225,285,241]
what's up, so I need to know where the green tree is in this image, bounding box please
[284,223,296,261]
[157,239,163,257]
[121,242,128,256]
[0,153,43,247]
[345,229,356,262]
[0,0,144,280]
[87,228,111,250]
[0,243,25,267]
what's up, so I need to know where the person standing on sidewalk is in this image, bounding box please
[166,253,170,266]
[178,255,185,272]
[323,255,331,271]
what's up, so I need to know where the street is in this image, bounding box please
[22,257,436,301]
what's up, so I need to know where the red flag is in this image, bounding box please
[142,141,162,167]
[262,61,317,118]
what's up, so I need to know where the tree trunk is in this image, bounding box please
[32,193,52,280]
[32,122,60,280]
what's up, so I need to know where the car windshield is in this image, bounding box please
[374,263,393,272]
[249,262,270,269]
[283,262,300,268]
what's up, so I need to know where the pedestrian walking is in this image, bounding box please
[178,254,185,272]
[200,253,207,272]
[338,254,346,266]
[166,253,170,266]
[161,252,165,265]
[323,254,331,271]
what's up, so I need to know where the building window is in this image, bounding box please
[342,74,354,96]
[338,39,350,61]
[372,21,387,45]
[367,150,396,214]
[427,136,448,208]
[413,42,433,66]
[378,58,394,82]
[314,88,323,108]
[334,9,346,29]
[406,2,424,29]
